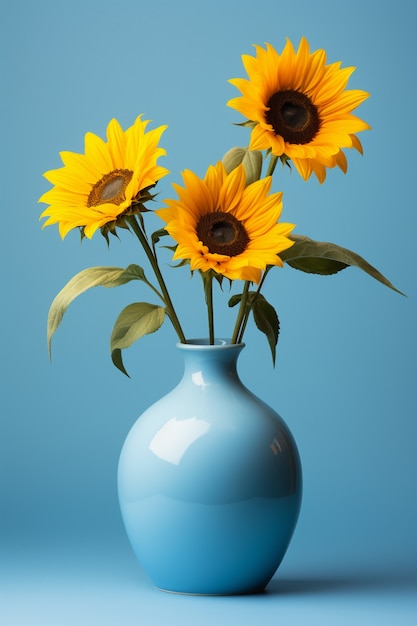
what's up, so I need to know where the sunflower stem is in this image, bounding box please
[237,271,269,343]
[127,215,187,344]
[237,312,250,345]
[231,281,250,344]
[204,273,215,345]
[266,154,279,177]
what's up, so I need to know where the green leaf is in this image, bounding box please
[228,291,259,309]
[252,295,280,366]
[281,235,405,295]
[228,293,243,308]
[151,228,169,247]
[47,265,154,358]
[110,303,166,376]
[228,290,279,363]
[234,120,257,129]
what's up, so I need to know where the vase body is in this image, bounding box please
[117,339,302,595]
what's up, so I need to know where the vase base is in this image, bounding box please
[154,585,267,597]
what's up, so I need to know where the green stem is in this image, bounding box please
[206,274,215,345]
[266,154,279,178]
[127,215,187,344]
[237,312,249,345]
[237,271,268,343]
[231,281,250,344]
[140,276,165,303]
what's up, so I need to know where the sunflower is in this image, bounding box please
[39,115,169,239]
[227,37,370,182]
[156,162,295,283]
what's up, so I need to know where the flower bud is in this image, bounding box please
[222,147,262,185]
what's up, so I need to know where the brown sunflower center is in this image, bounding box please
[87,169,133,207]
[196,211,249,256]
[265,90,320,144]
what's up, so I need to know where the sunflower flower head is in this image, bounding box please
[227,37,371,183]
[156,162,295,284]
[39,115,169,240]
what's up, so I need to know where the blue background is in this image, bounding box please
[1,0,416,623]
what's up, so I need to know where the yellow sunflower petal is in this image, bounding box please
[350,133,364,154]
[84,131,113,172]
[218,164,246,213]
[106,118,128,168]
[59,151,103,180]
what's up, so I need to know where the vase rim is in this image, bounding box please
[177,338,245,350]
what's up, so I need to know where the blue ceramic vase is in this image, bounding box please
[117,339,302,595]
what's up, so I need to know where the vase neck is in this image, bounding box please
[177,340,245,385]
